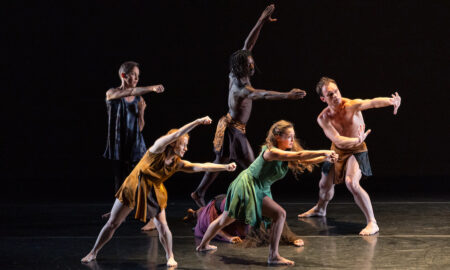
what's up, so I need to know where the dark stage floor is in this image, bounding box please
[1,198,450,269]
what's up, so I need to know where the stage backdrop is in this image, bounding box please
[2,0,449,202]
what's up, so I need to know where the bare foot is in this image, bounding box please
[298,205,326,218]
[229,236,242,244]
[293,238,304,247]
[268,255,295,265]
[359,221,379,236]
[183,208,196,222]
[141,218,156,231]
[81,253,96,263]
[191,191,206,208]
[101,212,110,220]
[166,257,178,267]
[196,244,217,252]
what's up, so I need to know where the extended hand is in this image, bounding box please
[226,162,237,172]
[197,116,212,125]
[324,151,338,163]
[259,4,277,22]
[153,84,165,93]
[391,92,401,115]
[288,88,307,100]
[357,125,371,144]
[229,236,242,244]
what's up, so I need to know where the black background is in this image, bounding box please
[3,0,449,203]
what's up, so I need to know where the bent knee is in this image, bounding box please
[275,208,286,221]
[106,220,122,230]
[345,178,361,194]
[319,182,334,191]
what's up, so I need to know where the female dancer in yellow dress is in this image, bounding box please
[82,116,236,267]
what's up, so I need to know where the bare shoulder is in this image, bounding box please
[263,147,278,161]
[177,159,188,170]
[344,97,363,110]
[342,97,354,105]
[318,107,330,122]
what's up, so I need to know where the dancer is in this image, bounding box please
[82,116,237,267]
[191,4,306,207]
[103,61,164,230]
[185,194,304,247]
[197,120,339,265]
[104,61,164,192]
[298,77,401,236]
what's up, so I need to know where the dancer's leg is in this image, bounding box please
[344,156,378,235]
[298,169,335,217]
[262,196,294,265]
[103,161,131,220]
[141,218,156,231]
[153,209,177,267]
[192,155,230,207]
[196,211,235,251]
[234,138,255,169]
[112,161,128,192]
[81,199,133,263]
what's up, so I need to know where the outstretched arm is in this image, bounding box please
[178,161,237,173]
[264,148,337,162]
[349,92,401,115]
[301,156,328,165]
[319,117,371,149]
[149,116,212,153]
[106,84,164,100]
[243,4,277,51]
[242,85,306,100]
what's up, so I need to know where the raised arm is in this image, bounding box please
[106,84,164,100]
[149,116,212,153]
[318,116,371,149]
[242,85,306,100]
[243,4,277,51]
[349,92,401,115]
[264,148,337,162]
[178,161,237,173]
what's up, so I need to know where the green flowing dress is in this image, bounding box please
[224,146,289,227]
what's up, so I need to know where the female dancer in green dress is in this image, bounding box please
[196,120,339,265]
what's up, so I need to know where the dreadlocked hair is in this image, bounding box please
[229,50,253,79]
[264,120,314,179]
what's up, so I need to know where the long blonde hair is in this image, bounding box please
[264,120,314,178]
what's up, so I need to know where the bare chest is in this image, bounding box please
[329,110,364,136]
[228,87,252,124]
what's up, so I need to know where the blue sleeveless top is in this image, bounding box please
[103,96,146,163]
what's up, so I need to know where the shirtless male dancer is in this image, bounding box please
[298,77,401,235]
[191,4,306,207]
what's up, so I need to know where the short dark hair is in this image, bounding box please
[316,77,336,96]
[118,61,139,79]
[229,50,253,79]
